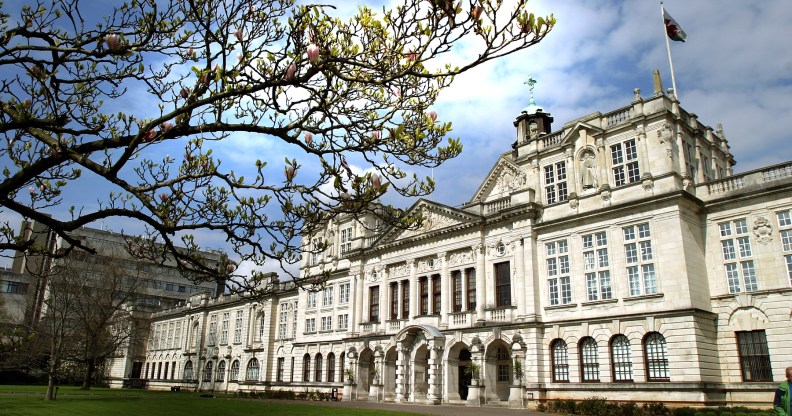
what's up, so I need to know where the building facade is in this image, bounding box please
[113,84,792,408]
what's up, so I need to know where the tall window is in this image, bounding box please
[174,322,181,350]
[322,286,334,307]
[276,357,285,382]
[551,339,569,382]
[216,360,226,382]
[305,318,316,333]
[452,270,463,312]
[203,361,213,381]
[278,305,288,339]
[166,323,173,349]
[684,142,697,179]
[302,354,311,382]
[495,262,511,307]
[583,232,612,301]
[610,335,633,382]
[233,310,243,344]
[207,314,217,346]
[644,332,670,382]
[310,237,322,265]
[257,314,265,341]
[466,268,476,311]
[624,223,657,296]
[230,360,240,381]
[432,275,441,315]
[321,316,332,332]
[544,161,568,204]
[719,218,758,293]
[778,210,792,285]
[339,282,350,304]
[546,240,571,305]
[611,138,640,186]
[390,282,399,320]
[420,276,429,315]
[369,286,380,322]
[246,358,259,381]
[496,347,511,382]
[327,353,336,382]
[338,314,348,330]
[315,354,323,382]
[184,361,194,380]
[580,337,599,382]
[340,227,353,253]
[736,330,772,381]
[307,291,317,308]
[401,281,410,319]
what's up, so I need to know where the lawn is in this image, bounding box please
[0,386,422,416]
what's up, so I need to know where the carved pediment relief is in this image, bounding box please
[377,200,480,244]
[470,157,528,203]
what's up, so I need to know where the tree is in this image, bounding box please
[0,0,555,292]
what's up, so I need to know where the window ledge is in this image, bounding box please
[544,303,578,311]
[581,298,618,307]
[623,293,664,302]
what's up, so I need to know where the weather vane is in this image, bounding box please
[524,75,537,106]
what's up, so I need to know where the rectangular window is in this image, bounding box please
[369,286,380,322]
[277,357,285,382]
[338,314,349,330]
[321,316,332,331]
[310,238,322,265]
[736,330,772,381]
[305,318,316,333]
[307,291,317,309]
[390,282,399,320]
[611,139,640,186]
[322,286,333,307]
[623,223,657,296]
[684,142,697,179]
[420,277,429,315]
[340,227,353,254]
[278,305,288,339]
[233,310,243,344]
[401,281,410,319]
[719,219,757,293]
[452,270,463,312]
[207,315,217,346]
[544,161,568,204]
[583,232,611,301]
[497,364,511,382]
[432,275,441,315]
[339,283,350,304]
[466,268,476,311]
[495,262,511,307]
[778,210,792,286]
[546,240,571,305]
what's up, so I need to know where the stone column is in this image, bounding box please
[508,344,526,408]
[353,274,363,333]
[439,252,449,328]
[595,138,608,190]
[565,147,578,197]
[475,244,486,323]
[514,239,526,319]
[426,344,443,405]
[636,127,650,178]
[467,343,484,406]
[343,351,358,401]
[369,349,384,401]
[395,342,410,402]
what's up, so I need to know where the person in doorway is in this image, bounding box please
[775,366,792,416]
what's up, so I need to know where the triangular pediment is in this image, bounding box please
[376,199,481,245]
[469,156,529,203]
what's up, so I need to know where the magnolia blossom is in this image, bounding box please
[104,34,120,50]
[143,129,157,142]
[471,6,484,20]
[369,131,381,143]
[426,110,438,122]
[201,72,211,85]
[304,132,313,145]
[28,187,35,195]
[23,98,32,107]
[161,122,174,134]
[186,47,196,58]
[234,28,244,42]
[180,88,190,99]
[370,172,382,190]
[284,63,297,81]
[403,48,418,62]
[159,193,168,202]
[307,44,320,64]
[285,166,297,181]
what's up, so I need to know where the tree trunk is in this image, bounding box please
[46,374,56,401]
[81,361,95,390]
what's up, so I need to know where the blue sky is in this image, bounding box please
[3,0,791,275]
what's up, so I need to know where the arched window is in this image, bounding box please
[327,353,336,383]
[203,361,213,381]
[184,360,194,380]
[303,353,311,382]
[550,339,569,382]
[644,332,670,381]
[610,335,633,382]
[315,354,323,382]
[579,337,599,382]
[216,360,226,382]
[230,360,240,381]
[246,358,259,381]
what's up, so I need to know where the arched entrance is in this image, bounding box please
[357,348,374,398]
[484,340,511,402]
[384,346,397,401]
[392,324,446,405]
[444,342,472,401]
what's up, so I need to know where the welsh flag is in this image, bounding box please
[663,8,687,42]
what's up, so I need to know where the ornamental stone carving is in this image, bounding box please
[753,217,773,244]
[448,249,475,267]
[389,263,408,278]
[492,167,528,195]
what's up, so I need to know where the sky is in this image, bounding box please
[2,0,791,275]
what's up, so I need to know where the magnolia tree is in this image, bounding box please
[0,0,555,293]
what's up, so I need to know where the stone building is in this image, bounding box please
[113,81,792,408]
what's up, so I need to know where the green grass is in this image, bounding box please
[0,386,422,416]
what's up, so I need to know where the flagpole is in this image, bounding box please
[660,2,679,101]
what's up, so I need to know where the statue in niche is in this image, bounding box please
[580,151,598,189]
[528,121,539,141]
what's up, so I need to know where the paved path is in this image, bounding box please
[261,399,546,416]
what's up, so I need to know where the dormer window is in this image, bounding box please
[611,139,640,186]
[544,162,568,204]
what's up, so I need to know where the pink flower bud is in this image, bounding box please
[186,47,196,58]
[180,88,190,99]
[234,28,244,42]
[304,132,313,145]
[143,129,157,142]
[285,166,297,181]
[29,187,35,195]
[201,72,211,85]
[159,192,168,202]
[369,131,381,142]
[237,53,243,62]
[307,44,320,64]
[370,173,382,189]
[39,185,45,192]
[426,110,438,122]
[403,50,417,62]
[161,122,174,134]
[28,65,42,76]
[471,6,484,20]
[104,34,120,51]
[23,98,32,107]
[284,63,296,81]
[226,263,235,274]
